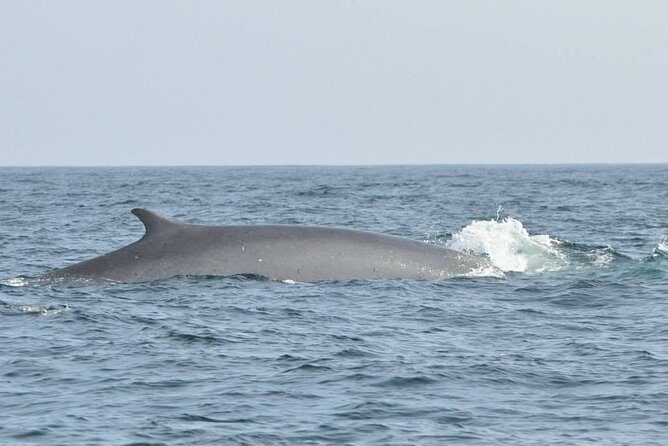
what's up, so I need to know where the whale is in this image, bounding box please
[47,209,496,283]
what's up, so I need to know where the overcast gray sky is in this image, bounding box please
[1,1,666,166]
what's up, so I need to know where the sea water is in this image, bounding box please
[1,165,667,445]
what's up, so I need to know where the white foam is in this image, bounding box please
[4,304,71,316]
[20,305,50,315]
[587,247,616,267]
[0,277,29,287]
[653,238,668,257]
[447,217,565,274]
[463,264,506,279]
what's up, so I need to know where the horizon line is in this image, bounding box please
[0,161,666,168]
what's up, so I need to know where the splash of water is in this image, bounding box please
[653,238,668,257]
[447,217,565,273]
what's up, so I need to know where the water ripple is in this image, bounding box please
[1,165,668,445]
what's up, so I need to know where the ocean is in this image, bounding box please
[1,165,667,445]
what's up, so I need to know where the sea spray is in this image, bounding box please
[447,217,565,273]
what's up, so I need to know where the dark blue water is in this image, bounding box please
[1,165,667,445]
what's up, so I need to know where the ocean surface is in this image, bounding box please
[1,165,667,445]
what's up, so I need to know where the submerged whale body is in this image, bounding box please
[49,209,496,283]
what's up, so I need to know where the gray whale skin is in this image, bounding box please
[49,209,494,283]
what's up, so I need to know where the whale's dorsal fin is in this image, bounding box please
[131,208,179,238]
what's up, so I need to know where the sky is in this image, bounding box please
[0,1,666,166]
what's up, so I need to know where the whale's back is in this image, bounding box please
[50,209,495,282]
